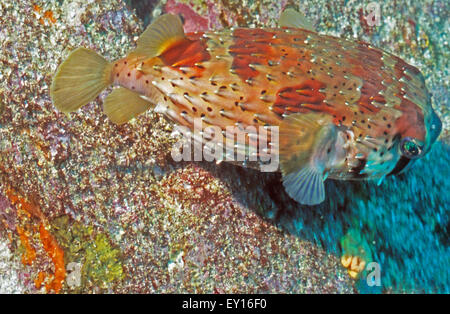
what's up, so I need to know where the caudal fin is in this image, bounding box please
[50,47,112,113]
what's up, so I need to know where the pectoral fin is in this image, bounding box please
[279,113,338,205]
[282,166,325,205]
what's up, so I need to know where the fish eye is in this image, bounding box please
[399,137,422,159]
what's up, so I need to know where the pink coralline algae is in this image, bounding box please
[164,0,210,32]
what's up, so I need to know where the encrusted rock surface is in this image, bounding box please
[0,0,448,293]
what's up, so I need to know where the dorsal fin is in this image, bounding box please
[132,14,185,58]
[279,8,315,32]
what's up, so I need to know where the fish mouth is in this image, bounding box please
[388,156,412,176]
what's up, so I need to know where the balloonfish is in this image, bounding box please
[51,9,442,205]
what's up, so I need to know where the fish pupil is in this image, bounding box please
[404,141,418,155]
[400,138,421,158]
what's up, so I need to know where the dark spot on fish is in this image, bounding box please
[385,138,389,143]
[201,113,205,118]
[161,77,165,80]
[261,90,266,95]
[207,107,212,112]
[351,158,368,178]
[116,73,119,77]
[380,152,384,156]
[132,86,135,89]
[127,73,131,77]
[124,61,127,64]
[115,63,118,67]
[383,131,388,135]
[383,116,387,121]
[253,118,258,123]
[368,125,371,129]
[192,107,197,112]
[388,156,411,176]
[240,96,244,100]
[234,101,239,106]
[387,123,392,128]
[373,148,378,152]
[342,116,346,121]
[145,80,149,84]
[327,147,331,154]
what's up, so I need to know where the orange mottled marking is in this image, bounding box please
[393,59,426,141]
[43,10,56,24]
[39,223,66,294]
[5,188,44,220]
[33,5,56,25]
[34,271,46,289]
[33,4,41,13]
[273,80,326,115]
[346,43,384,115]
[5,187,66,293]
[160,34,210,70]
[16,226,36,266]
[229,28,275,81]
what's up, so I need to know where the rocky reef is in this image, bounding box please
[0,0,448,293]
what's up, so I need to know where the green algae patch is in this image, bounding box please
[50,215,124,292]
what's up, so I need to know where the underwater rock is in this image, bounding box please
[0,0,448,294]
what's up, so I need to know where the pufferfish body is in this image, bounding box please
[50,9,442,205]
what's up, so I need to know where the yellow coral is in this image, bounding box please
[341,254,366,279]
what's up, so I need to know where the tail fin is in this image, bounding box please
[50,47,112,113]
